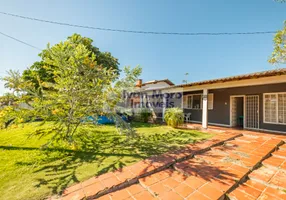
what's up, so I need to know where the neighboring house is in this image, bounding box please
[132,68,286,134]
[127,79,175,108]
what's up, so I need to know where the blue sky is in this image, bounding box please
[0,0,285,94]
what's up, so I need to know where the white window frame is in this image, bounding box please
[263,92,286,125]
[184,93,214,110]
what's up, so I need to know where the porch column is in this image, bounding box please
[202,89,208,129]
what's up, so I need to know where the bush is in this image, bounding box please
[139,108,152,123]
[164,107,184,128]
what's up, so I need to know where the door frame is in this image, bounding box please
[245,95,260,130]
[230,95,246,128]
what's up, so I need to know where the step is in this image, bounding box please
[61,133,242,200]
[272,148,286,159]
[228,141,286,200]
[90,134,284,200]
[262,155,285,169]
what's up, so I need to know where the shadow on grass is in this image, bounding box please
[0,126,211,196]
[129,122,162,128]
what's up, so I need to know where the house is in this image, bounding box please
[126,79,175,109]
[133,68,286,134]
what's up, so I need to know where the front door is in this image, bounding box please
[245,95,259,129]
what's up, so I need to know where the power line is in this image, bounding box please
[0,31,42,51]
[0,11,277,36]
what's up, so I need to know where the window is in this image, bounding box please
[184,93,214,110]
[264,93,286,124]
[192,94,202,109]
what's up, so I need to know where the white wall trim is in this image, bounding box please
[253,128,286,135]
[209,122,231,127]
[187,120,231,127]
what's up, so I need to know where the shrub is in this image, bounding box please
[139,108,152,123]
[164,107,184,128]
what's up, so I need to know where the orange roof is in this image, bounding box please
[173,68,286,88]
[141,79,175,86]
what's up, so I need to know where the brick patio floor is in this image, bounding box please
[54,127,286,200]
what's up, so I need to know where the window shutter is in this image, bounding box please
[183,95,188,108]
[208,94,214,110]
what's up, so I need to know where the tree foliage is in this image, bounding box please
[22,34,120,91]
[0,70,23,96]
[1,34,141,145]
[269,22,286,64]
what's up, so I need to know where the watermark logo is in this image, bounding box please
[123,89,183,112]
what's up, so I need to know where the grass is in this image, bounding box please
[0,122,213,200]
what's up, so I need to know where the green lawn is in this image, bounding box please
[0,122,213,200]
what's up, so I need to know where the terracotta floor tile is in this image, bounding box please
[281,161,286,170]
[186,191,210,200]
[129,165,152,176]
[83,182,105,197]
[98,172,115,181]
[230,164,249,174]
[161,177,181,188]
[226,168,246,180]
[244,179,267,192]
[208,178,232,192]
[160,190,184,200]
[62,189,85,200]
[258,193,279,200]
[153,169,173,181]
[269,170,286,188]
[149,182,171,197]
[101,176,121,188]
[248,166,277,183]
[133,191,156,200]
[264,138,282,146]
[81,177,99,187]
[236,183,262,198]
[96,194,111,200]
[174,183,195,198]
[109,189,131,200]
[181,166,201,176]
[126,184,145,195]
[264,186,286,199]
[115,171,134,182]
[279,144,286,150]
[241,157,260,167]
[62,183,82,195]
[273,149,286,158]
[228,188,256,200]
[197,182,224,199]
[168,150,189,160]
[139,175,159,187]
[170,170,188,183]
[263,156,285,168]
[184,176,206,190]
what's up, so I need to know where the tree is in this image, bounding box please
[22,34,120,91]
[3,35,141,145]
[1,70,23,96]
[269,22,286,64]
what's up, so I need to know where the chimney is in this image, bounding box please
[136,79,142,87]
